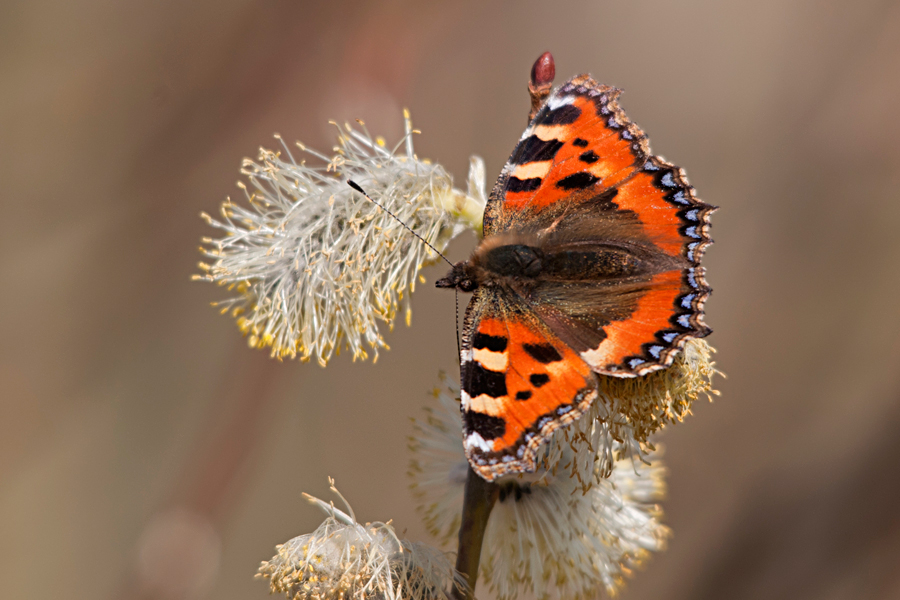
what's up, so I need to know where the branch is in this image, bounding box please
[452,467,498,600]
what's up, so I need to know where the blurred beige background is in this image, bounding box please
[3,0,900,599]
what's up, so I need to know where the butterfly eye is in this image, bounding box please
[460,279,476,292]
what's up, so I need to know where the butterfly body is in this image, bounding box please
[438,74,715,481]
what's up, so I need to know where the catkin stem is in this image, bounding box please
[452,467,498,600]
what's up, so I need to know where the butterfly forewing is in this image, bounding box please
[460,291,597,480]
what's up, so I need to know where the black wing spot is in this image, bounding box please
[466,362,507,398]
[510,136,564,164]
[506,176,542,193]
[464,410,506,440]
[573,138,589,147]
[529,373,550,387]
[473,332,507,352]
[578,150,599,164]
[523,344,563,363]
[515,390,533,401]
[542,104,582,125]
[556,172,600,190]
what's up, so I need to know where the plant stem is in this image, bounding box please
[453,467,498,600]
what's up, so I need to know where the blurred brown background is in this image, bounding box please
[3,0,900,599]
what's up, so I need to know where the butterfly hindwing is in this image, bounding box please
[530,269,696,376]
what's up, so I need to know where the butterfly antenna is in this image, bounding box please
[347,180,453,267]
[455,289,461,360]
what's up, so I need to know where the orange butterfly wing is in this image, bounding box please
[459,293,597,480]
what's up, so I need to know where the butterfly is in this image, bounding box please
[435,65,715,482]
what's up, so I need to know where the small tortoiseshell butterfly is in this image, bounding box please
[436,57,715,481]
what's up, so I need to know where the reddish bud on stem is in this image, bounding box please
[527,51,555,122]
[530,52,555,87]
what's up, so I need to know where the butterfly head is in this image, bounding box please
[435,261,478,293]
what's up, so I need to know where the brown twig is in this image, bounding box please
[452,467,498,600]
